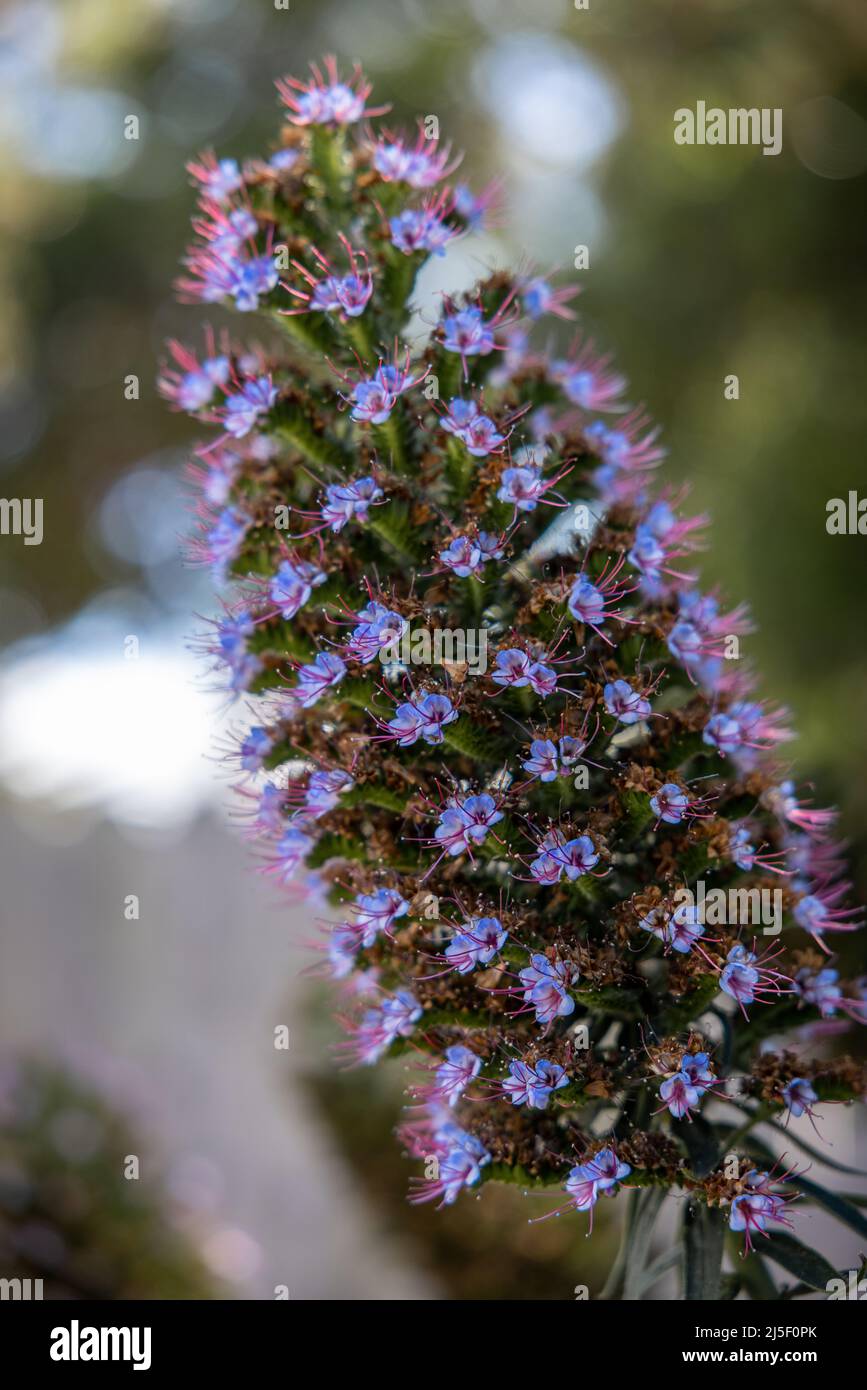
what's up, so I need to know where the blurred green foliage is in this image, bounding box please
[0,1059,217,1299]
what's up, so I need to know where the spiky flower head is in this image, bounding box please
[166,56,866,1298]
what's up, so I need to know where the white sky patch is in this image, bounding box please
[0,621,230,829]
[475,33,626,171]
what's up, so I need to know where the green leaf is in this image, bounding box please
[657,972,719,1032]
[367,503,423,564]
[273,409,351,473]
[635,1246,682,1297]
[618,789,654,838]
[309,125,350,207]
[764,1118,867,1177]
[623,1187,666,1300]
[335,676,379,710]
[677,1113,722,1178]
[790,1174,867,1241]
[762,1231,837,1290]
[271,307,336,359]
[442,719,509,764]
[343,783,407,814]
[683,1198,725,1300]
[736,1249,779,1300]
[444,435,475,502]
[380,246,421,322]
[306,833,369,867]
[732,1000,805,1060]
[372,410,413,475]
[482,1162,562,1190]
[573,985,642,1019]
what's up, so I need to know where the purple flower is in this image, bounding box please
[268,825,314,885]
[414,693,459,743]
[461,413,506,458]
[702,712,742,756]
[441,306,495,365]
[502,1058,568,1109]
[497,466,546,513]
[551,341,626,412]
[649,783,691,825]
[381,989,423,1038]
[659,1071,703,1120]
[793,889,863,943]
[433,794,503,860]
[782,1077,818,1119]
[188,154,243,203]
[604,678,650,725]
[372,131,458,188]
[166,354,231,413]
[438,535,483,579]
[432,806,478,859]
[441,398,479,436]
[585,1148,632,1191]
[444,916,507,973]
[522,739,559,782]
[704,700,793,762]
[477,530,505,562]
[525,662,559,697]
[435,1046,482,1107]
[519,953,577,1024]
[239,725,272,773]
[348,357,423,423]
[409,1121,491,1207]
[328,922,366,979]
[491,648,532,688]
[387,692,458,746]
[277,57,385,128]
[352,888,409,943]
[720,944,790,1015]
[299,768,353,817]
[223,375,278,438]
[681,1051,715,1092]
[350,377,396,424]
[531,832,599,885]
[558,735,586,767]
[567,576,607,627]
[521,277,579,321]
[321,476,383,531]
[729,1170,796,1253]
[390,204,456,257]
[793,966,843,1018]
[231,254,280,312]
[205,507,248,577]
[287,237,374,319]
[346,602,407,663]
[459,794,504,843]
[386,701,428,747]
[269,556,327,619]
[269,149,299,173]
[554,1148,632,1228]
[347,990,422,1065]
[645,902,704,954]
[294,651,346,707]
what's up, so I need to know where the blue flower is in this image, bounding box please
[444,916,507,973]
[502,1058,568,1109]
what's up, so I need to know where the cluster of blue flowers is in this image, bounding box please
[168,58,865,1274]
